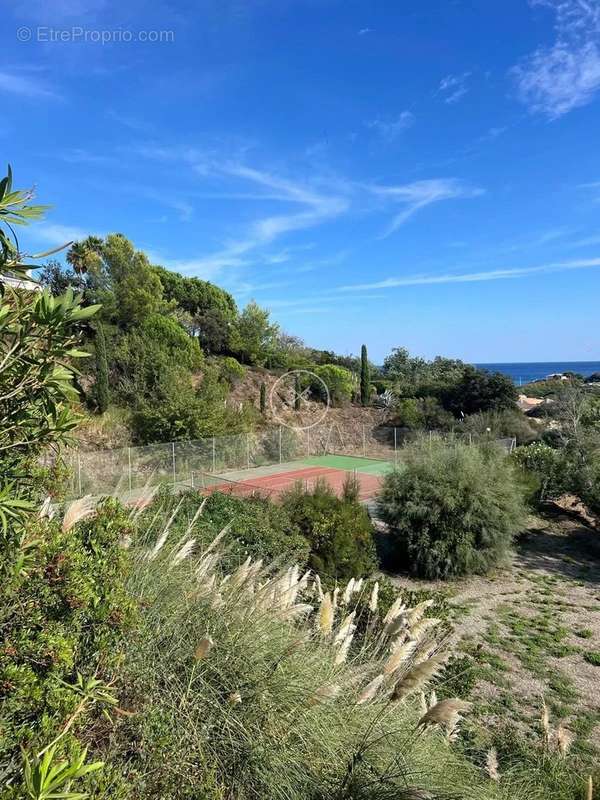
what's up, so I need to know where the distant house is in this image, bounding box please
[0,270,39,292]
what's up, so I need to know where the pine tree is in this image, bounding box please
[260,381,267,414]
[294,374,301,411]
[94,322,110,414]
[360,344,370,406]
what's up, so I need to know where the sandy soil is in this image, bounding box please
[387,513,600,746]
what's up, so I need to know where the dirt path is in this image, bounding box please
[388,514,600,751]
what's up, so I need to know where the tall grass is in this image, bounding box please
[93,502,520,800]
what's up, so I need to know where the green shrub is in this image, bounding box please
[388,396,455,431]
[440,366,518,416]
[513,441,564,503]
[130,366,253,443]
[378,439,526,579]
[281,478,377,579]
[462,408,538,445]
[218,355,246,384]
[141,313,203,370]
[311,364,355,406]
[0,499,136,788]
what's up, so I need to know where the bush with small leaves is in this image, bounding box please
[378,439,526,579]
[281,478,377,580]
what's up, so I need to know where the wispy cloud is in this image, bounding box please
[32,223,95,246]
[0,70,59,99]
[106,109,155,134]
[512,0,600,119]
[370,178,483,236]
[56,148,117,166]
[439,72,471,104]
[134,144,483,278]
[135,146,350,275]
[339,257,600,291]
[358,28,373,35]
[367,111,415,141]
[571,233,600,247]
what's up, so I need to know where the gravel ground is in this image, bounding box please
[387,513,600,749]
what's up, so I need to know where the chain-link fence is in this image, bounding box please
[62,423,516,500]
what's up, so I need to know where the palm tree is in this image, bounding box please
[66,241,89,275]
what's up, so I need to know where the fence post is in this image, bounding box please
[190,471,195,490]
[246,433,250,470]
[468,433,472,447]
[128,447,132,492]
[172,442,176,486]
[307,428,311,457]
[279,426,282,464]
[362,424,366,457]
[212,437,216,472]
[77,453,82,496]
[394,427,398,466]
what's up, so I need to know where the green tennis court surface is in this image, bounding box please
[215,453,395,484]
[301,454,394,475]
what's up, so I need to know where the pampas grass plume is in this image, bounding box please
[369,581,379,613]
[62,495,97,533]
[311,683,340,704]
[318,592,334,635]
[383,639,417,676]
[407,599,434,628]
[556,724,575,757]
[418,698,472,730]
[409,617,441,642]
[486,748,500,781]
[391,653,446,702]
[194,637,213,660]
[357,674,385,705]
[334,632,354,664]
[342,578,355,605]
[383,596,406,625]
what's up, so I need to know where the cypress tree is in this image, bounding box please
[360,344,370,406]
[294,374,301,411]
[95,322,110,414]
[260,381,267,414]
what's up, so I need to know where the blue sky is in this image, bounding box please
[3,0,600,362]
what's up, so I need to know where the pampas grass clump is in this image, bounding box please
[99,499,538,800]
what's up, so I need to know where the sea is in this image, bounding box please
[475,361,600,386]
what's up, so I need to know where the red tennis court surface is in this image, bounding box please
[201,466,382,502]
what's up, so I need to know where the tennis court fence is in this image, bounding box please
[61,424,516,500]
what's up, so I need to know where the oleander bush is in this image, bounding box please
[0,499,137,795]
[378,439,526,579]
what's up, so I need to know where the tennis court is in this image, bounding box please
[195,453,395,502]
